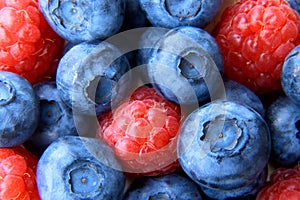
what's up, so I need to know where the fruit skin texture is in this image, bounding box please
[224,79,265,116]
[281,44,300,105]
[56,41,131,116]
[147,26,224,105]
[0,71,39,147]
[214,0,300,94]
[0,0,64,84]
[0,146,40,200]
[37,136,126,200]
[256,165,300,200]
[124,173,203,200]
[97,86,181,176]
[24,81,78,156]
[39,0,125,44]
[266,95,300,167]
[139,0,223,29]
[178,101,270,199]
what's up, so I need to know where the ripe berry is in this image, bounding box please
[0,0,65,84]
[256,165,300,199]
[97,86,181,176]
[214,0,300,93]
[0,146,40,200]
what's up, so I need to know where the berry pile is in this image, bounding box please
[0,0,300,199]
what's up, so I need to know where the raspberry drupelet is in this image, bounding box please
[0,146,40,200]
[97,86,182,176]
[0,0,65,84]
[214,0,300,94]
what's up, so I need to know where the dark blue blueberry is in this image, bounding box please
[281,45,300,105]
[0,71,39,147]
[224,79,265,117]
[177,101,270,199]
[24,81,78,156]
[124,173,203,200]
[146,26,224,105]
[266,95,300,167]
[37,136,126,200]
[286,0,300,15]
[139,0,223,28]
[121,0,150,31]
[39,0,125,43]
[56,41,131,116]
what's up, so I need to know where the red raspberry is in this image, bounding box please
[97,86,181,176]
[0,0,64,84]
[256,165,300,199]
[214,0,300,94]
[0,146,40,200]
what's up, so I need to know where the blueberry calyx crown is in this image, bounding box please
[200,116,248,157]
[85,75,117,106]
[165,0,201,20]
[66,160,104,198]
[0,80,15,106]
[179,51,207,80]
[52,1,86,32]
[39,100,63,127]
[149,192,172,200]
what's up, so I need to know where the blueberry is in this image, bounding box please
[56,41,131,116]
[177,101,270,199]
[281,45,300,105]
[136,27,169,68]
[121,0,150,31]
[24,81,78,156]
[37,136,126,200]
[39,0,125,43]
[266,95,300,167]
[139,0,223,28]
[124,173,203,200]
[0,71,39,147]
[224,79,265,117]
[147,26,224,105]
[286,0,300,15]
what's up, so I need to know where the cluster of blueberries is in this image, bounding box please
[0,0,300,199]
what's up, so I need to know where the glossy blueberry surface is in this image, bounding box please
[37,136,125,200]
[281,45,300,105]
[147,26,224,105]
[177,101,270,199]
[0,71,39,147]
[266,95,300,167]
[39,0,125,43]
[24,81,78,156]
[224,79,265,117]
[124,173,203,200]
[56,41,131,116]
[139,0,223,28]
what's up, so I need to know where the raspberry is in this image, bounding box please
[256,165,300,200]
[0,146,40,200]
[97,86,181,176]
[0,0,64,84]
[214,0,300,94]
